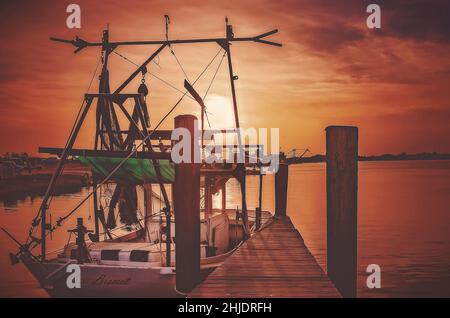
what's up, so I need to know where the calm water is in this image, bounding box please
[1,161,449,297]
[286,161,450,298]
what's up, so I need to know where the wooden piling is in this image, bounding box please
[326,126,358,298]
[275,155,288,217]
[173,115,201,293]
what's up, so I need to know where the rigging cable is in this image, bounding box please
[165,15,191,84]
[112,50,195,101]
[202,50,227,129]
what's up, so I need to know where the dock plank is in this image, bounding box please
[189,216,340,298]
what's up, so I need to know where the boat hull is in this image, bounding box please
[16,210,272,297]
[21,256,216,298]
[54,264,176,298]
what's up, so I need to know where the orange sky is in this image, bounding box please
[1,0,450,156]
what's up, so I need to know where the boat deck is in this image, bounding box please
[189,216,341,298]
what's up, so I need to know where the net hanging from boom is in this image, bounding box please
[79,157,175,184]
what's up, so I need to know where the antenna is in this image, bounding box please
[164,15,170,42]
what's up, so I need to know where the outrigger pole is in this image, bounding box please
[33,18,281,260]
[50,26,281,53]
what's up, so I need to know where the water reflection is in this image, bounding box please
[290,161,450,297]
[1,161,449,297]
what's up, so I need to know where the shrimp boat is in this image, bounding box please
[4,17,281,297]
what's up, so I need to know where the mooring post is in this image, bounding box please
[275,153,288,217]
[174,115,201,293]
[326,126,358,298]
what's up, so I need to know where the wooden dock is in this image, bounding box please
[189,216,341,298]
[187,126,357,297]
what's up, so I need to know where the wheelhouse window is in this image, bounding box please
[101,249,120,261]
[130,250,149,262]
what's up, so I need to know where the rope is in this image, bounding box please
[164,14,191,84]
[112,50,195,101]
[202,51,227,129]
[113,47,160,68]
[170,47,191,83]
[113,50,138,67]
[203,51,227,100]
[32,47,224,247]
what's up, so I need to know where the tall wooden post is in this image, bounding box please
[326,126,358,298]
[174,115,201,293]
[275,154,288,217]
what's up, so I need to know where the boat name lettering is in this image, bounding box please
[91,274,131,285]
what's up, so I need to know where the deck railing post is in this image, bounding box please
[221,183,226,212]
[143,183,153,243]
[204,176,213,217]
[326,126,358,298]
[256,173,263,229]
[174,115,201,293]
[275,153,288,217]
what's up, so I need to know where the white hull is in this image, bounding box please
[41,262,178,298]
[20,249,239,297]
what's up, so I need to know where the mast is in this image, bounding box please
[93,26,116,241]
[219,18,250,236]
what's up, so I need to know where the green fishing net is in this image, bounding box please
[79,157,174,184]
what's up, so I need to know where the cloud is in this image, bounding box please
[380,0,450,42]
[0,0,450,155]
[295,23,366,53]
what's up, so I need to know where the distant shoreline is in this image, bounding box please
[0,162,91,204]
[287,153,450,164]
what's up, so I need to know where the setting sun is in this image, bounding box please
[204,95,235,129]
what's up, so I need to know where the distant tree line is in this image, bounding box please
[287,152,450,164]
